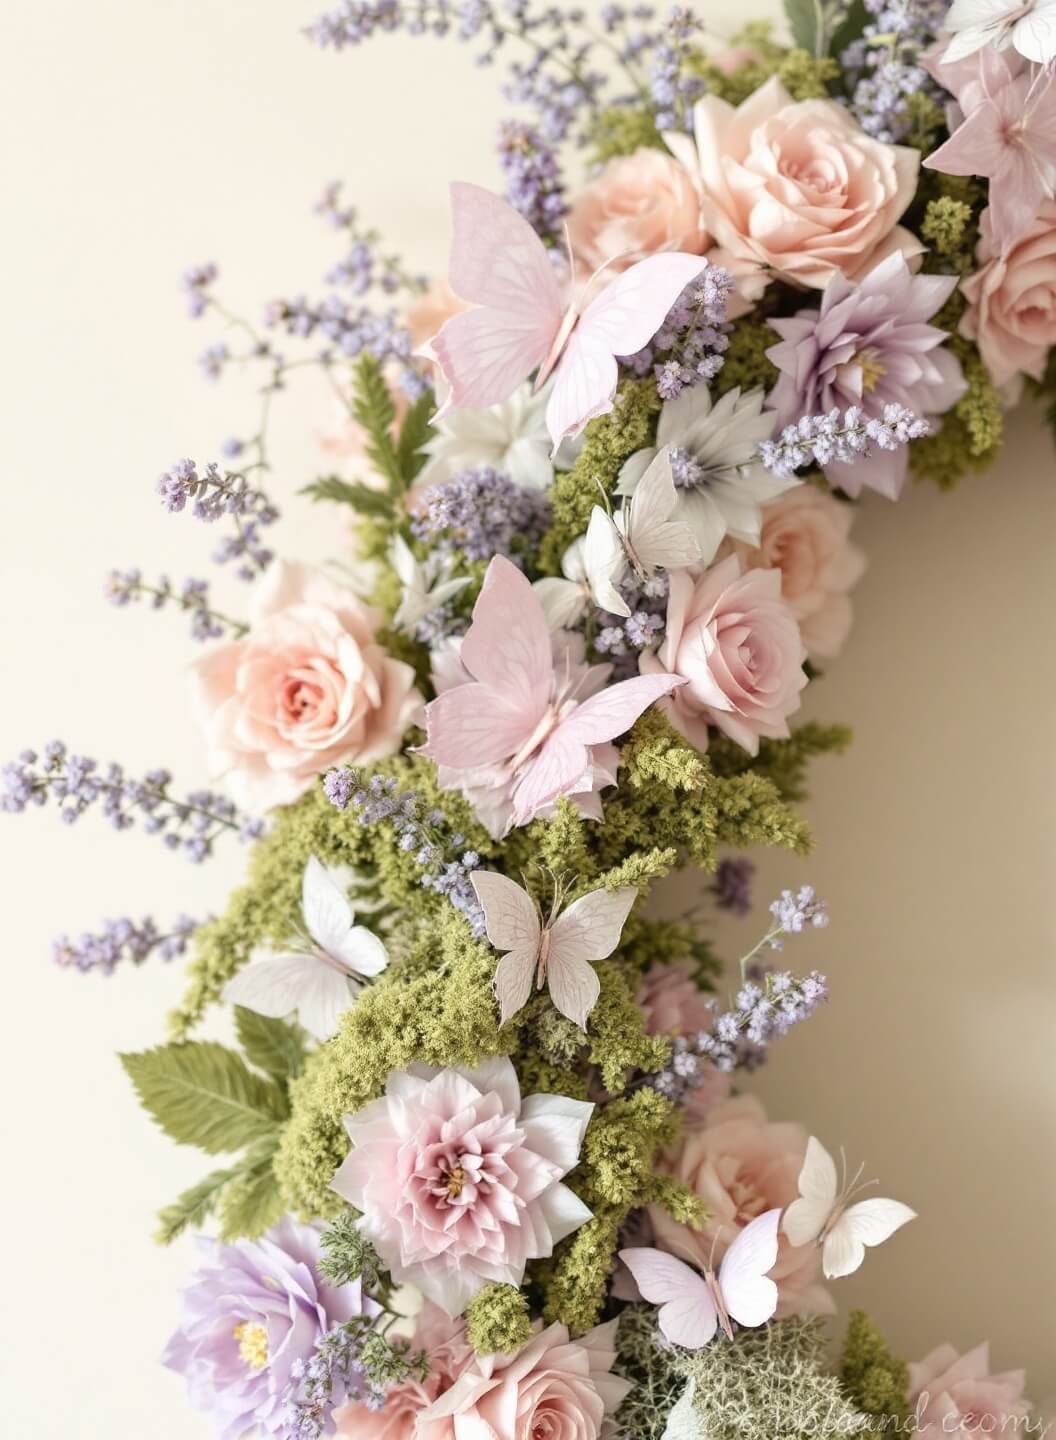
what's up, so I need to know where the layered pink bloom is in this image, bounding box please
[641,555,807,756]
[726,489,867,661]
[331,1058,594,1316]
[908,1342,1032,1438]
[333,1303,472,1437]
[636,961,732,1120]
[567,148,706,272]
[648,1094,834,1318]
[416,1319,631,1440]
[189,562,421,810]
[666,78,921,301]
[960,200,1056,388]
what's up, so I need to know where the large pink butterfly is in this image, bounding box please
[429,182,708,451]
[619,1209,782,1349]
[420,555,685,828]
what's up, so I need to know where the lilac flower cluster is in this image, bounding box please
[411,466,551,566]
[156,459,279,581]
[52,913,198,976]
[324,769,486,935]
[265,294,426,400]
[182,261,218,318]
[498,120,567,244]
[768,884,830,944]
[104,569,247,643]
[620,265,732,399]
[842,0,950,144]
[647,4,706,131]
[317,181,427,297]
[711,856,755,916]
[593,573,668,672]
[758,404,930,480]
[1,743,263,862]
[281,1319,381,1440]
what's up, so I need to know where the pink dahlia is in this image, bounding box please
[330,1058,594,1316]
[766,252,967,499]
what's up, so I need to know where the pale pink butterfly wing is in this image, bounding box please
[619,1247,718,1350]
[470,870,543,1024]
[716,1207,781,1330]
[223,953,356,1041]
[545,252,709,448]
[543,886,637,1028]
[821,1198,917,1280]
[782,1135,839,1248]
[622,448,702,572]
[432,182,565,414]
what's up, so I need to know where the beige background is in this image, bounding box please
[1,1,1053,1433]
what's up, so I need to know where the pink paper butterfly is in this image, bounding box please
[429,182,708,451]
[420,554,685,828]
[619,1209,782,1349]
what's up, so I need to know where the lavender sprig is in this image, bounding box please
[411,466,551,567]
[104,570,248,642]
[281,1318,380,1440]
[842,0,950,144]
[1,743,264,862]
[647,4,706,130]
[498,120,568,243]
[53,914,198,976]
[758,404,930,480]
[156,460,279,581]
[620,265,732,399]
[182,262,218,318]
[325,770,486,935]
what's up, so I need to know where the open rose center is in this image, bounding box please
[729,1172,768,1221]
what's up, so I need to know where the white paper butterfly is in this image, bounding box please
[532,536,593,631]
[619,1208,782,1349]
[390,533,471,635]
[660,1380,705,1440]
[782,1136,916,1279]
[470,870,637,1029]
[223,856,389,1040]
[581,448,701,618]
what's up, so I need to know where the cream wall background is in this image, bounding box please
[1,1,1054,1434]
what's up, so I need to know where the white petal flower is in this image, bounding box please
[616,387,797,564]
[415,382,555,493]
[942,0,1056,64]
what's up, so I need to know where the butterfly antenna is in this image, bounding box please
[563,223,577,297]
[839,1145,848,1197]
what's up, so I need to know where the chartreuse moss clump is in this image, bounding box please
[714,316,780,397]
[465,1284,534,1355]
[840,1311,912,1423]
[588,109,663,164]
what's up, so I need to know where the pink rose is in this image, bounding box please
[725,488,867,661]
[190,561,421,810]
[960,201,1056,389]
[406,278,470,350]
[648,1094,834,1319]
[908,1342,1032,1438]
[417,1319,631,1440]
[667,78,921,301]
[641,554,807,755]
[334,1303,472,1438]
[567,148,706,273]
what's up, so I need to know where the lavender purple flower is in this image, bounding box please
[498,119,568,244]
[182,261,218,318]
[758,404,930,481]
[53,914,198,975]
[647,5,706,131]
[155,460,279,581]
[620,265,732,399]
[842,0,950,144]
[411,466,551,566]
[104,569,247,642]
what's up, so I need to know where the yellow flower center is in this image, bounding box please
[854,348,886,394]
[233,1321,269,1372]
[446,1163,466,1198]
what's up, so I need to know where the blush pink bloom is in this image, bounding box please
[960,200,1056,389]
[189,562,421,810]
[407,278,471,350]
[908,1342,1032,1438]
[636,962,732,1121]
[648,1094,834,1319]
[666,77,921,301]
[416,1319,631,1440]
[330,1058,594,1316]
[567,148,707,273]
[333,1303,472,1438]
[640,554,807,756]
[725,488,867,661]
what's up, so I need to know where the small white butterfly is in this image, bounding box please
[782,1136,916,1279]
[660,1380,705,1440]
[470,870,637,1029]
[532,536,592,631]
[391,533,472,635]
[581,447,701,618]
[223,856,389,1040]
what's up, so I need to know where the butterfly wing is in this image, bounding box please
[718,1208,781,1330]
[624,449,702,573]
[1014,2,1056,61]
[582,506,631,617]
[223,954,355,1041]
[533,576,591,630]
[432,182,564,413]
[302,857,354,956]
[471,870,543,1025]
[619,1248,718,1350]
[782,1135,839,1248]
[822,1199,917,1280]
[544,886,636,1028]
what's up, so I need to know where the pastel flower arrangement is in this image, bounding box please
[6,1,1052,1437]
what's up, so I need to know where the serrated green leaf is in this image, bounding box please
[217,1146,285,1241]
[352,352,404,495]
[395,389,436,485]
[234,1007,306,1083]
[154,1164,240,1245]
[120,1042,288,1155]
[785,0,824,54]
[300,476,395,518]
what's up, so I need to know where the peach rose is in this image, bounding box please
[667,78,921,301]
[648,1094,834,1318]
[567,148,706,273]
[407,278,470,350]
[190,561,421,810]
[640,554,807,755]
[726,488,867,661]
[908,1342,1032,1438]
[417,1320,630,1440]
[960,201,1056,390]
[334,1302,472,1438]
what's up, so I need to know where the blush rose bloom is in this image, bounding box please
[640,554,807,755]
[334,1302,472,1438]
[960,201,1056,390]
[725,489,867,661]
[908,1342,1032,1438]
[666,77,921,301]
[331,1058,594,1316]
[190,561,421,810]
[416,1319,631,1440]
[567,148,707,273]
[648,1094,834,1318]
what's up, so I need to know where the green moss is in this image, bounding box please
[921,197,975,269]
[710,722,853,805]
[692,35,839,105]
[465,1284,534,1355]
[910,334,1004,490]
[714,319,780,398]
[840,1311,912,1423]
[589,114,664,164]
